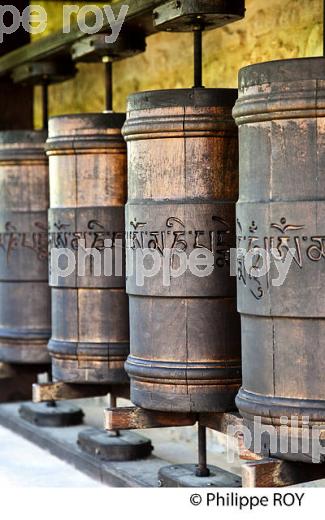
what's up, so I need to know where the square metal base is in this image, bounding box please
[77,428,153,461]
[158,464,241,487]
[19,402,84,427]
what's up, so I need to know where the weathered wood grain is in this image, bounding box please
[242,458,325,488]
[33,382,129,402]
[200,412,243,434]
[124,88,241,413]
[47,113,129,384]
[105,406,197,430]
[234,57,325,463]
[0,131,50,364]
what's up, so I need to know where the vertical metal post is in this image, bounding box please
[110,393,117,409]
[41,82,48,132]
[195,424,210,477]
[193,29,203,88]
[103,58,113,112]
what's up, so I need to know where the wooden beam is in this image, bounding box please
[0,0,163,77]
[105,406,197,431]
[0,0,246,79]
[200,412,244,434]
[237,433,264,461]
[33,382,129,403]
[0,0,33,129]
[242,458,325,488]
[199,412,263,460]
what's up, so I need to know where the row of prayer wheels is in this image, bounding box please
[0,57,324,462]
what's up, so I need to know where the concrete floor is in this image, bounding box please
[0,397,242,487]
[1,397,324,488]
[0,425,104,487]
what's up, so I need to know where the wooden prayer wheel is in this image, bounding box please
[0,131,50,364]
[124,88,241,412]
[234,57,325,461]
[47,113,129,384]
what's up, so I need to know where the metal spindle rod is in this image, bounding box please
[110,394,117,409]
[104,59,113,112]
[42,82,48,132]
[193,29,203,88]
[195,424,210,477]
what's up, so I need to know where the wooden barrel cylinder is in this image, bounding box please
[47,114,129,384]
[233,58,325,461]
[123,89,241,412]
[0,131,50,364]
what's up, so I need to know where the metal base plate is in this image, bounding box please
[158,464,241,487]
[71,33,146,62]
[19,402,84,427]
[77,428,153,461]
[12,61,77,85]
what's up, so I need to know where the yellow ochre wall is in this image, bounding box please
[34,0,323,127]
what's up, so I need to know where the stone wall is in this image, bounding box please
[34,0,322,126]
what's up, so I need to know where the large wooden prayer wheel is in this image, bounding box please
[234,58,325,462]
[124,88,241,412]
[47,113,129,384]
[0,131,50,364]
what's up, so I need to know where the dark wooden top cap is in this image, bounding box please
[0,130,47,145]
[127,88,238,111]
[239,57,325,89]
[48,112,126,138]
